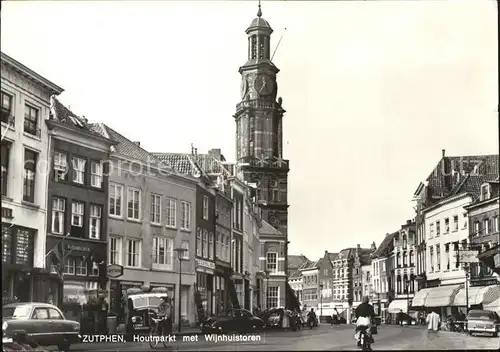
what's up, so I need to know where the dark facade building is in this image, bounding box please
[44,98,115,306]
[466,179,499,282]
[317,251,335,318]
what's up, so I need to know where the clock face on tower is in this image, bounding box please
[253,74,274,96]
[240,78,248,99]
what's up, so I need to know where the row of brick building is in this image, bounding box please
[287,150,499,323]
[1,4,297,327]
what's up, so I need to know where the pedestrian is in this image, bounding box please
[426,309,441,332]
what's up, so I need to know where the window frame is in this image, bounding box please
[109,184,123,218]
[180,201,191,231]
[53,151,68,181]
[23,104,39,136]
[152,236,173,269]
[203,196,209,220]
[150,194,162,225]
[71,201,84,227]
[51,198,66,234]
[71,156,86,185]
[165,197,177,228]
[126,239,141,268]
[109,236,122,265]
[23,148,37,203]
[90,161,103,188]
[266,252,278,273]
[127,187,141,221]
[89,204,102,239]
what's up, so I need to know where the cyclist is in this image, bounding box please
[354,296,375,347]
[157,296,171,335]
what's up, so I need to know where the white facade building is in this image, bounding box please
[1,52,64,302]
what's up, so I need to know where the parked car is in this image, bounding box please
[2,302,80,352]
[466,309,500,337]
[200,308,265,333]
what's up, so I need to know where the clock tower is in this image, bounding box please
[234,3,289,237]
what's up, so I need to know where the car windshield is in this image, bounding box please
[467,311,494,320]
[2,306,31,319]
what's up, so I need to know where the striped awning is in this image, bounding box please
[387,299,408,314]
[482,284,500,315]
[453,285,499,306]
[411,288,432,308]
[424,285,462,307]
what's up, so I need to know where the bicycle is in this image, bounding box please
[148,312,170,349]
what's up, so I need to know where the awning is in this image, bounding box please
[453,285,499,306]
[411,288,432,308]
[387,299,408,314]
[424,285,462,307]
[482,284,500,315]
[286,282,300,311]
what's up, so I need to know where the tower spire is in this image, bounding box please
[257,0,262,18]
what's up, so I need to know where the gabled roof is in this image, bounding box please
[359,248,373,265]
[50,98,110,141]
[450,174,496,199]
[300,260,319,271]
[327,252,338,262]
[148,153,204,177]
[259,220,283,236]
[89,123,176,174]
[288,255,310,269]
[371,232,398,259]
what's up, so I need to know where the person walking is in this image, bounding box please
[426,309,441,332]
[397,309,404,327]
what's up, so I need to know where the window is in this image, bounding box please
[429,247,434,272]
[225,236,230,262]
[71,201,84,227]
[396,252,401,267]
[152,237,173,268]
[203,196,209,220]
[196,228,202,257]
[445,243,450,270]
[53,151,68,181]
[51,198,66,234]
[267,286,279,309]
[494,216,499,233]
[24,104,39,136]
[76,258,87,276]
[109,237,122,265]
[403,252,407,267]
[180,201,191,230]
[48,309,62,320]
[463,213,468,228]
[181,240,189,259]
[474,221,480,237]
[23,149,37,203]
[216,233,222,259]
[1,91,13,124]
[33,308,49,320]
[483,218,490,235]
[453,216,459,231]
[165,198,176,228]
[89,205,102,239]
[266,252,277,273]
[109,184,123,217]
[480,184,491,201]
[429,223,434,238]
[444,218,449,233]
[208,232,214,260]
[1,142,11,196]
[64,258,75,275]
[436,221,440,236]
[202,230,208,258]
[72,157,86,184]
[409,250,414,266]
[151,194,161,224]
[126,239,141,267]
[127,188,141,220]
[90,161,102,188]
[436,245,441,270]
[454,242,460,269]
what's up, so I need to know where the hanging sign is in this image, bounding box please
[458,250,479,264]
[106,264,124,278]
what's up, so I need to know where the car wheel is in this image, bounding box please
[58,343,71,352]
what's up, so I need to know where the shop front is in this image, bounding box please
[215,260,232,315]
[2,224,37,304]
[477,244,500,276]
[44,235,107,309]
[412,284,462,319]
[196,258,215,317]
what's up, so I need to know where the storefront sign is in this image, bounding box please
[196,259,215,270]
[66,244,91,252]
[458,250,479,263]
[196,266,215,275]
[106,264,124,278]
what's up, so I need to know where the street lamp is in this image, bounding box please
[319,284,323,324]
[174,247,187,333]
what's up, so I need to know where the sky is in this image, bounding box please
[2,0,498,261]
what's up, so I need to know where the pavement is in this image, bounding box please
[57,324,500,351]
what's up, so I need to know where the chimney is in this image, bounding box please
[371,241,376,251]
[442,149,445,158]
[208,148,222,161]
[191,144,194,155]
[133,141,140,147]
[82,115,88,123]
[194,148,198,155]
[407,219,412,225]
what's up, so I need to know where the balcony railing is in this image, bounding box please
[236,99,277,111]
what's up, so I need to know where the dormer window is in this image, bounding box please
[480,184,491,201]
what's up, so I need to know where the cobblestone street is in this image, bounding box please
[68,324,499,351]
